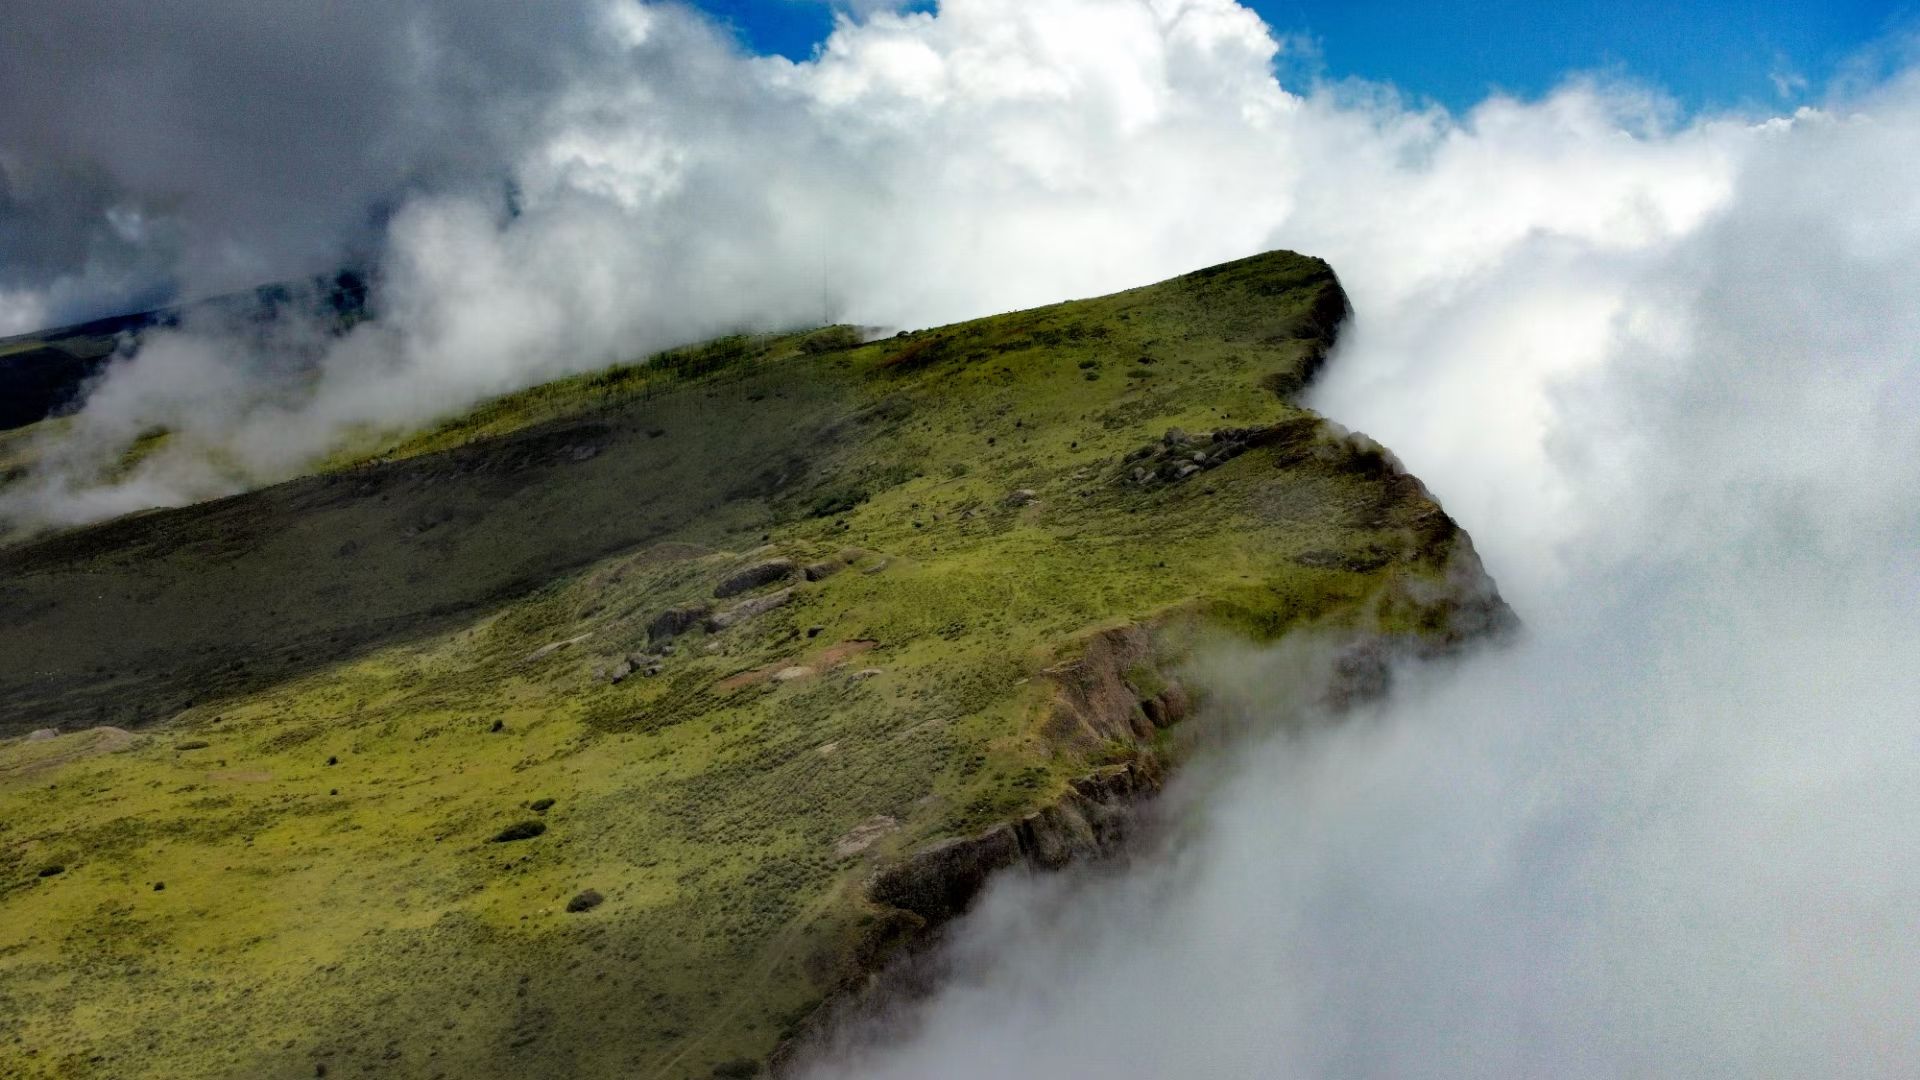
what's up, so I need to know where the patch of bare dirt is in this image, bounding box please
[716,640,880,692]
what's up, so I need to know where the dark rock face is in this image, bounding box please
[859,626,1184,923]
[1013,764,1160,870]
[867,829,1021,924]
[775,756,1166,1078]
[865,625,1186,929]
[565,889,604,913]
[787,532,1514,1076]
[865,760,1163,927]
[714,559,796,599]
[648,603,713,643]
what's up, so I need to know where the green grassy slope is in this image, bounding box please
[0,251,1501,1079]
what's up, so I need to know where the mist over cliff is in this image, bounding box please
[804,55,1920,1079]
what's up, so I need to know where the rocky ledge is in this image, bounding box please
[772,521,1511,1074]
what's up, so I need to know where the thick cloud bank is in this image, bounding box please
[798,28,1920,1080]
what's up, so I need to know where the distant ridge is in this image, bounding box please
[0,271,369,431]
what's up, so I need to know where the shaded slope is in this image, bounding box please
[0,250,1505,1080]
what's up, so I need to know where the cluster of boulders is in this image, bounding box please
[606,646,670,684]
[602,549,871,684]
[1118,426,1262,488]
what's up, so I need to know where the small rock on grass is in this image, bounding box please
[566,889,604,913]
[491,821,547,843]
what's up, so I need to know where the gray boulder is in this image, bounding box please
[714,558,796,598]
[707,589,794,631]
[648,603,712,643]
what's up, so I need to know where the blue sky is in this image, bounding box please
[693,0,1909,112]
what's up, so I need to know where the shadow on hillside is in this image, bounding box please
[0,367,854,736]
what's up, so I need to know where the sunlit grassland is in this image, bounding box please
[0,251,1471,1079]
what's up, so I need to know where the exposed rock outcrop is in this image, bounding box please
[707,589,795,632]
[715,558,796,598]
[1040,626,1189,748]
[776,522,1511,1077]
[1117,419,1320,489]
[648,602,713,644]
[867,827,1020,924]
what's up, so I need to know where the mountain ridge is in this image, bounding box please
[0,272,370,433]
[0,250,1508,1080]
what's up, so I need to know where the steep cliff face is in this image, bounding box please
[864,551,1509,940]
[779,428,1513,1076]
[0,250,1503,1080]
[866,567,1509,920]
[777,579,1507,1076]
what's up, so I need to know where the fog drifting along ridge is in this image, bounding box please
[799,31,1920,1080]
[0,0,1767,531]
[5,6,1920,1070]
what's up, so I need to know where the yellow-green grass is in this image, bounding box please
[0,251,1486,1079]
[0,338,53,359]
[0,418,58,475]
